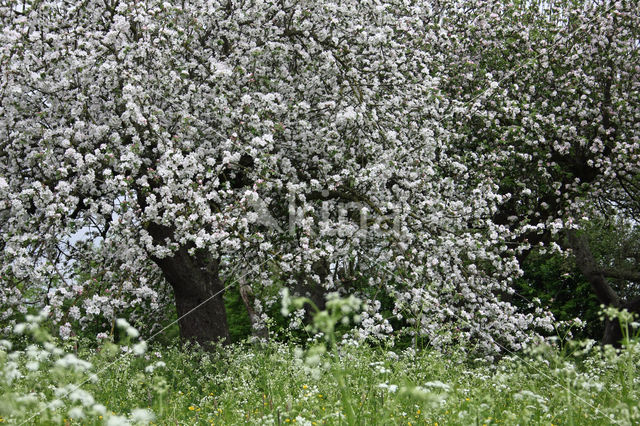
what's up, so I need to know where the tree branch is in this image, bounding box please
[565,229,621,306]
[601,268,640,283]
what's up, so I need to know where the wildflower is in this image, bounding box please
[424,381,450,391]
[55,354,92,372]
[68,407,85,419]
[69,389,95,407]
[116,318,139,338]
[378,383,398,393]
[106,415,129,426]
[133,341,147,355]
[131,408,155,423]
[13,323,27,334]
[188,406,195,411]
[48,400,64,410]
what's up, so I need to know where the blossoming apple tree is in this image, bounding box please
[4,0,635,353]
[434,0,640,344]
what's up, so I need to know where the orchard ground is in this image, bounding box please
[1,309,639,425]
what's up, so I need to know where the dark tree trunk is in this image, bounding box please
[294,258,330,313]
[566,230,640,347]
[147,223,230,347]
[154,248,230,347]
[603,296,640,346]
[601,317,623,346]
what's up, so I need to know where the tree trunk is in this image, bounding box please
[147,224,230,347]
[565,230,639,347]
[603,296,640,346]
[153,248,230,347]
[294,259,330,313]
[601,317,623,346]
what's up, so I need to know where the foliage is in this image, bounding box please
[223,288,253,343]
[516,249,602,340]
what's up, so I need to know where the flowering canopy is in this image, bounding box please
[434,0,640,344]
[1,0,637,354]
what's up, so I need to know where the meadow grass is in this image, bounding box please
[1,309,639,425]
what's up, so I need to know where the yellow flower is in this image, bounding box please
[303,385,308,389]
[465,398,470,401]
[317,394,323,398]
[417,409,421,415]
[99,416,103,420]
[188,406,196,411]
[285,419,291,423]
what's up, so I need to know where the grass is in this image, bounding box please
[1,310,639,425]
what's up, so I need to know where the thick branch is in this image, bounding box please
[565,229,621,306]
[601,268,640,283]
